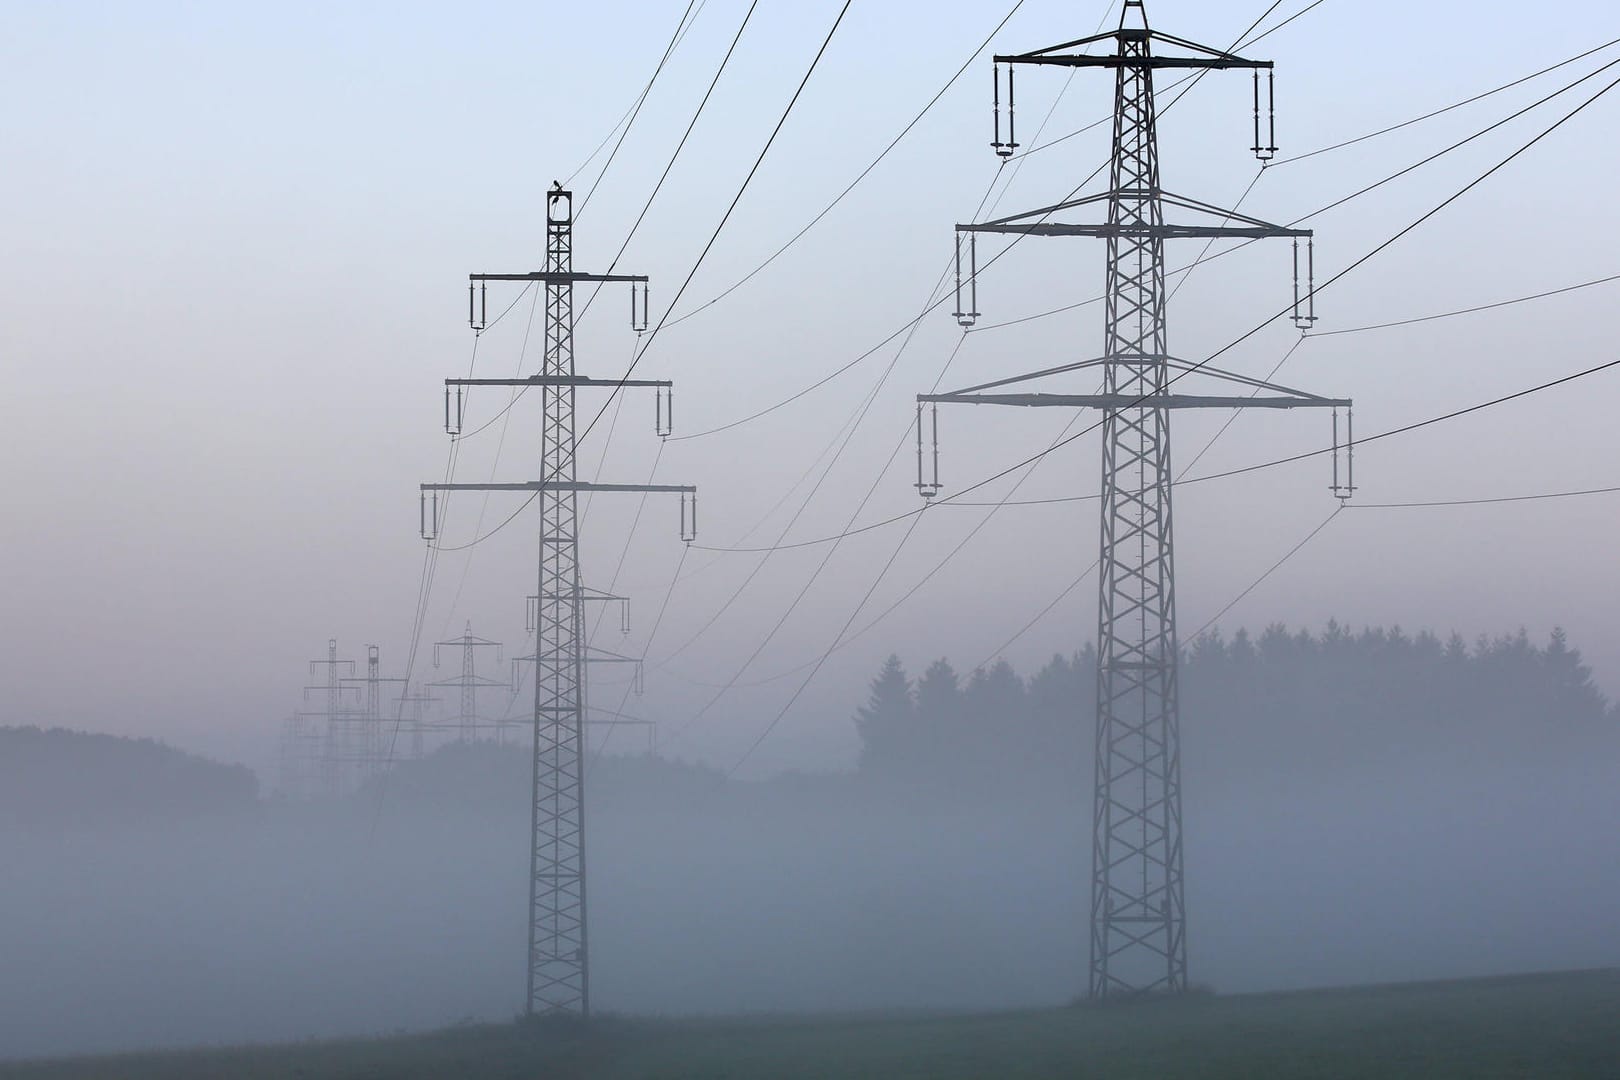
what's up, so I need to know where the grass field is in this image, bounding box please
[8,968,1618,1079]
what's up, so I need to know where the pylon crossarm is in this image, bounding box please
[948,357,1115,395]
[918,392,1350,410]
[1001,55,1267,71]
[962,221,1308,239]
[301,684,360,699]
[1161,359,1329,399]
[585,645,641,663]
[998,32,1267,71]
[444,377,674,437]
[421,482,695,494]
[447,376,670,389]
[428,675,509,688]
[468,251,651,332]
[418,484,697,543]
[1158,191,1309,235]
[531,590,627,602]
[994,30,1118,58]
[941,356,1336,398]
[471,272,647,284]
[512,650,640,665]
[964,191,1112,232]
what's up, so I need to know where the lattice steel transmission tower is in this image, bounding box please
[510,587,644,750]
[421,183,695,1018]
[341,645,407,784]
[394,683,443,759]
[302,639,358,799]
[430,625,505,742]
[276,712,315,800]
[919,0,1351,997]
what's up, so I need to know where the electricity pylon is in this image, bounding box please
[510,588,643,750]
[302,639,358,799]
[429,625,505,742]
[394,683,443,760]
[276,712,317,800]
[918,0,1352,997]
[420,182,696,1018]
[341,645,407,783]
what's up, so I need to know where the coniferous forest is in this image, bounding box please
[851,623,1616,801]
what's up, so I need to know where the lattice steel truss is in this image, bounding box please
[919,0,1351,997]
[302,638,357,799]
[429,625,505,742]
[420,183,694,1017]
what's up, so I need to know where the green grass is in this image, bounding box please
[8,969,1619,1079]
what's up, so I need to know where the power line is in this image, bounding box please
[1349,483,1620,510]
[726,512,928,776]
[579,2,1023,709]
[1307,271,1620,338]
[1185,356,1620,488]
[962,334,1309,665]
[574,0,702,218]
[644,38,1114,670]
[670,0,1323,442]
[576,0,854,448]
[661,0,1611,772]
[370,331,485,836]
[1004,0,1320,162]
[967,46,1620,337]
[1267,35,1620,169]
[693,69,1620,559]
[955,355,1620,509]
[1296,52,1620,226]
[1177,335,1308,479]
[663,0,1031,330]
[449,1,761,447]
[591,542,691,768]
[657,290,968,687]
[645,15,1090,665]
[652,60,1106,666]
[418,7,767,558]
[575,0,761,326]
[564,1,709,188]
[664,146,1109,446]
[1186,504,1344,644]
[641,47,1104,666]
[971,558,1099,672]
[410,6,728,665]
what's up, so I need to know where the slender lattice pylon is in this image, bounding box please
[919,0,1351,996]
[421,184,694,1017]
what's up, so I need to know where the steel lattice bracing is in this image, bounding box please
[917,0,1349,998]
[303,639,356,800]
[429,626,504,743]
[530,189,589,1016]
[420,183,691,1018]
[1091,23,1185,997]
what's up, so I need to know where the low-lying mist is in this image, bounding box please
[3,623,1617,1061]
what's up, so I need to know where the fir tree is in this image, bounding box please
[854,654,914,774]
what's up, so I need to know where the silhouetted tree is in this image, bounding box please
[854,625,1618,801]
[854,654,914,775]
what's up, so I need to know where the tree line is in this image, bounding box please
[853,623,1617,799]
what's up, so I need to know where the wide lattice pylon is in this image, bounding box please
[918,0,1349,999]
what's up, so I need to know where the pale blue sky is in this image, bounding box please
[5,0,1620,776]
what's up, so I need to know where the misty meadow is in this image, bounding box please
[3,623,1616,1061]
